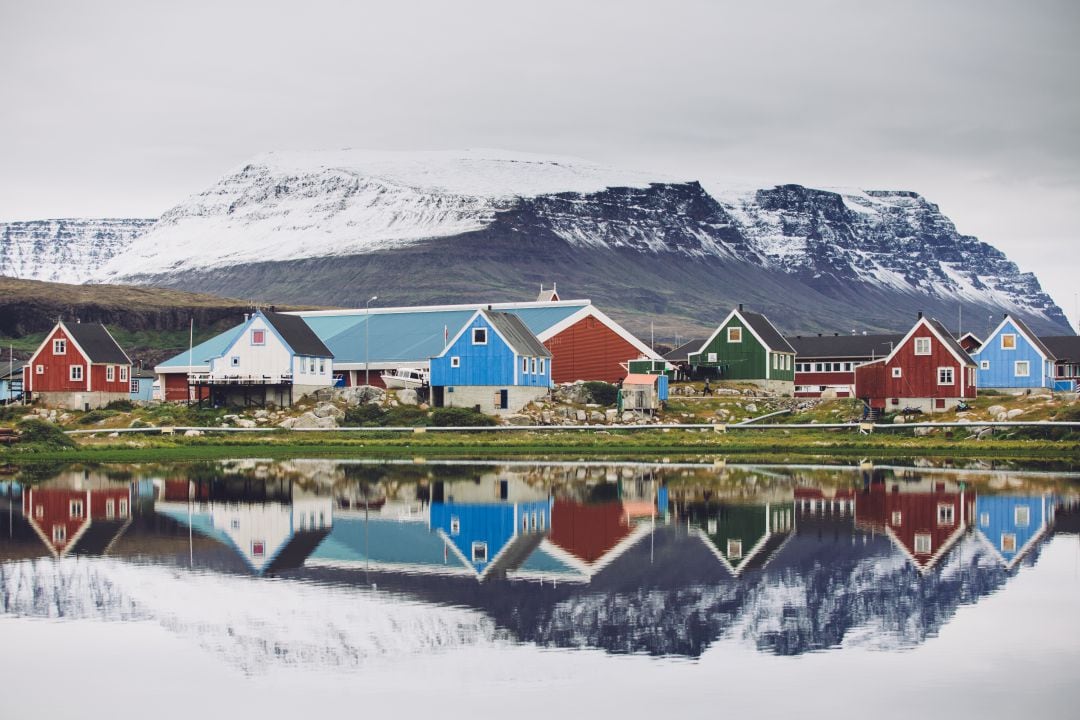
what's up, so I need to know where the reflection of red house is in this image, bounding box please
[540,498,654,577]
[855,480,968,571]
[22,484,132,556]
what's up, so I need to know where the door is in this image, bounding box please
[499,389,509,410]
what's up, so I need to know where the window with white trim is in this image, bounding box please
[914,533,932,554]
[938,367,954,385]
[53,339,66,355]
[36,364,43,375]
[531,357,537,374]
[1015,506,1030,527]
[52,524,66,543]
[1001,533,1017,553]
[727,539,743,559]
[450,516,460,535]
[69,499,84,519]
[120,366,128,381]
[1001,334,1016,350]
[106,366,115,382]
[892,367,902,378]
[450,356,460,368]
[106,499,115,519]
[309,358,316,373]
[472,328,487,345]
[472,541,488,563]
[522,357,529,374]
[914,337,931,355]
[980,360,989,370]
[539,358,545,374]
[251,329,265,345]
[937,503,955,525]
[891,511,902,526]
[707,352,717,363]
[130,377,139,393]
[1014,360,1030,377]
[319,360,325,374]
[727,327,742,343]
[69,365,83,382]
[231,356,240,367]
[119,499,128,516]
[252,541,265,557]
[772,354,778,369]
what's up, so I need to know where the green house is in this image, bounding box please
[688,502,795,575]
[687,305,796,393]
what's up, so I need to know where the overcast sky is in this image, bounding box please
[1,0,1076,326]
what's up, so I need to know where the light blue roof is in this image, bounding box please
[313,517,452,567]
[157,324,245,369]
[516,545,580,576]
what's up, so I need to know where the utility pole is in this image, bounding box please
[365,296,378,386]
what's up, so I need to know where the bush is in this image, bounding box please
[15,419,75,448]
[105,399,135,411]
[382,406,430,426]
[430,407,496,427]
[344,403,386,426]
[77,409,116,425]
[582,381,618,406]
[0,404,31,422]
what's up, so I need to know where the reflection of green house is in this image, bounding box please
[688,502,794,575]
[686,305,795,394]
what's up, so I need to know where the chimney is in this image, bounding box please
[817,333,822,337]
[738,303,744,313]
[917,311,923,320]
[834,332,839,336]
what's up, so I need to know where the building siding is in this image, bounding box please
[856,321,976,409]
[544,315,642,384]
[431,314,551,388]
[973,319,1054,389]
[690,315,794,382]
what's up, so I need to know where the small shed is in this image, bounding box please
[619,373,669,412]
[626,357,674,380]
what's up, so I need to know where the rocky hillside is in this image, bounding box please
[0,218,155,283]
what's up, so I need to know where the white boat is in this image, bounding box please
[380,367,429,390]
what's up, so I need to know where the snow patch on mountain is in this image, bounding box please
[0,218,155,283]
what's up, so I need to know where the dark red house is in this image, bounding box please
[23,320,132,410]
[855,478,969,572]
[854,314,977,413]
[22,479,132,557]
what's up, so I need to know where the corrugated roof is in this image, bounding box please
[786,334,903,359]
[624,373,660,385]
[1005,315,1055,361]
[663,339,702,363]
[262,311,333,358]
[927,318,975,366]
[486,311,551,357]
[65,323,130,364]
[742,311,795,354]
[1041,335,1080,362]
[157,324,245,369]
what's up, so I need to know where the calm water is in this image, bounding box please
[2,459,1078,718]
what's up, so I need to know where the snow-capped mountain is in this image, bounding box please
[0,218,155,284]
[10,149,1071,335]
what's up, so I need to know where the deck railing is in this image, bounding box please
[188,372,294,386]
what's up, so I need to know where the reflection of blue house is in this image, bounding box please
[310,515,474,576]
[430,498,552,579]
[975,495,1054,568]
[430,308,552,414]
[973,315,1056,391]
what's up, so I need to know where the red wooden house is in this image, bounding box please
[788,333,902,398]
[23,320,133,410]
[854,478,969,572]
[854,314,977,413]
[22,479,132,557]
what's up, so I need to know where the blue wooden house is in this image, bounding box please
[0,361,24,403]
[430,308,552,414]
[430,497,552,579]
[973,314,1056,391]
[974,494,1054,569]
[128,368,156,403]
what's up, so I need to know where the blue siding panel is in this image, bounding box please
[430,499,550,575]
[974,495,1050,566]
[974,320,1054,389]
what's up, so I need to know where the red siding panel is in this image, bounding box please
[545,316,644,384]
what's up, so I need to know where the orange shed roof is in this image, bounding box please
[624,373,659,385]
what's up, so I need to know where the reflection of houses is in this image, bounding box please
[20,473,132,556]
[974,495,1054,569]
[687,501,794,575]
[155,479,333,575]
[855,478,969,572]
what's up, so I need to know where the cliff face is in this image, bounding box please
[0,218,155,284]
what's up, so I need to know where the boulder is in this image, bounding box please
[292,412,323,429]
[913,426,935,436]
[893,415,907,424]
[977,427,994,440]
[315,415,338,429]
[313,402,345,419]
[744,403,758,414]
[504,414,531,426]
[253,409,269,419]
[589,411,605,423]
[235,418,257,428]
[1006,409,1024,419]
[183,429,203,437]
[107,432,119,438]
[575,410,587,422]
[605,409,618,423]
[987,404,1006,417]
[621,411,635,423]
[995,412,1008,422]
[396,388,419,405]
[541,411,554,424]
[278,417,298,429]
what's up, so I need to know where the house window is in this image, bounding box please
[891,511,902,526]
[231,518,241,530]
[937,504,955,526]
[119,366,128,382]
[707,352,717,363]
[1001,533,1017,553]
[772,354,778,370]
[251,329,265,345]
[69,499,84,518]
[522,514,529,532]
[522,357,529,374]
[35,505,44,519]
[53,339,66,355]
[472,541,488,563]
[106,366,115,382]
[914,533,932,554]
[935,398,946,409]
[786,355,791,370]
[252,541,265,557]
[119,499,128,516]
[727,327,742,343]
[472,328,487,345]
[914,337,931,355]
[539,358,545,374]
[892,367,902,378]
[319,360,325,374]
[106,499,115,518]
[1001,334,1016,350]
[36,364,44,375]
[1014,360,1030,377]
[539,511,546,530]
[980,512,989,527]
[727,539,743,559]
[814,363,823,372]
[69,365,83,382]
[231,356,240,367]
[450,516,460,535]
[52,525,66,543]
[980,360,989,370]
[1015,506,1030,527]
[531,511,538,530]
[450,356,460,368]
[531,358,537,374]
[938,367,954,385]
[309,358,316,373]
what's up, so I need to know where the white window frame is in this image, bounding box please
[119,366,128,382]
[892,367,902,378]
[251,329,266,346]
[980,512,989,527]
[1001,533,1017,553]
[727,327,742,343]
[707,352,717,363]
[980,360,989,370]
[69,364,83,382]
[471,541,488,562]
[36,364,44,375]
[937,366,954,385]
[914,533,932,554]
[1001,334,1016,350]
[450,516,460,535]
[309,358,316,373]
[319,360,325,374]
[1015,506,1030,527]
[772,354,778,370]
[914,337,931,355]
[106,366,115,382]
[522,357,529,374]
[539,358,545,374]
[891,511,902,526]
[52,524,66,543]
[727,539,743,559]
[69,499,84,519]
[252,540,266,557]
[531,357,537,374]
[1014,360,1030,378]
[937,503,955,526]
[450,356,460,368]
[129,376,139,393]
[53,338,66,355]
[105,499,115,519]
[231,356,240,367]
[472,327,487,345]
[119,498,128,516]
